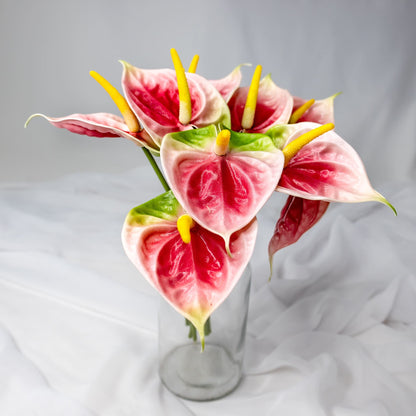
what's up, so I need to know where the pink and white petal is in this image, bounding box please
[161,129,284,247]
[190,72,231,128]
[122,200,257,343]
[277,122,394,209]
[292,93,340,124]
[228,75,293,133]
[268,196,329,260]
[210,65,243,102]
[154,220,257,331]
[25,112,158,150]
[121,62,230,146]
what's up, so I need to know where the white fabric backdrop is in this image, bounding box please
[1,169,415,415]
[1,0,416,414]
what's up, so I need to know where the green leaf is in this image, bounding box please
[126,191,181,226]
[165,125,217,150]
[229,130,278,152]
[264,125,292,149]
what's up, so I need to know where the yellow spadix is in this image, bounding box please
[177,214,195,244]
[283,123,335,166]
[188,55,199,73]
[89,70,141,133]
[289,98,315,124]
[170,48,192,125]
[214,129,231,156]
[241,65,262,130]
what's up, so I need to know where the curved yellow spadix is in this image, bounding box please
[289,98,315,124]
[283,123,335,167]
[89,70,141,133]
[170,48,192,125]
[177,214,195,244]
[188,54,199,73]
[241,65,262,130]
[214,129,231,156]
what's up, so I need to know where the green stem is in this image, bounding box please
[185,317,211,342]
[186,319,197,342]
[141,148,170,192]
[204,317,212,337]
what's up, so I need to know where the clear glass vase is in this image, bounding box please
[158,265,251,401]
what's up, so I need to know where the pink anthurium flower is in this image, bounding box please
[25,112,157,150]
[228,74,293,133]
[121,62,231,147]
[268,196,329,263]
[122,190,257,347]
[160,125,285,250]
[265,121,395,266]
[291,93,340,124]
[273,122,394,208]
[210,65,244,103]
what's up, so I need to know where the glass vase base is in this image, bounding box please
[159,343,242,401]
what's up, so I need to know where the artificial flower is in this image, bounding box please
[268,196,330,264]
[267,121,395,262]
[160,125,284,250]
[290,94,340,125]
[121,60,230,147]
[228,67,293,133]
[122,191,257,347]
[25,112,157,150]
[275,122,393,205]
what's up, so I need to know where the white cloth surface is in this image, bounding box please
[0,167,415,415]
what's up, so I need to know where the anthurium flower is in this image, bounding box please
[25,113,157,150]
[291,93,340,124]
[160,125,284,250]
[228,73,293,133]
[273,122,394,208]
[25,69,160,151]
[265,121,395,267]
[121,62,231,147]
[122,190,257,347]
[268,196,329,263]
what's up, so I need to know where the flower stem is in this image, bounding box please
[141,148,170,192]
[204,317,212,337]
[186,319,197,341]
[186,318,211,342]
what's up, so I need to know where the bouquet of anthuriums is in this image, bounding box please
[27,49,395,347]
